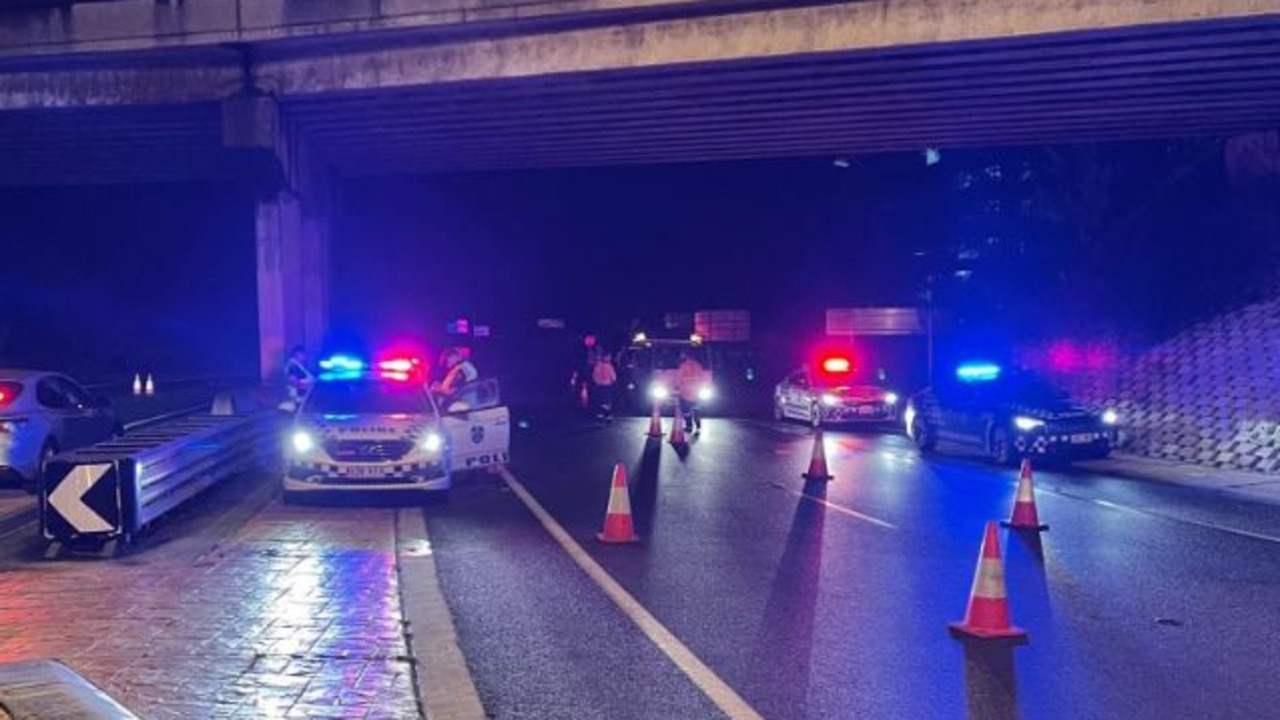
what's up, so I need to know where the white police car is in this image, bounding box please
[283,356,509,499]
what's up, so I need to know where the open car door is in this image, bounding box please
[440,379,511,472]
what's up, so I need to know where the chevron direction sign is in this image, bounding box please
[42,461,123,541]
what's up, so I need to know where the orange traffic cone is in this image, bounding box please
[949,522,1027,641]
[646,400,664,438]
[144,374,155,396]
[802,428,833,481]
[578,383,589,408]
[669,402,687,445]
[132,374,143,396]
[1001,459,1049,531]
[597,463,640,544]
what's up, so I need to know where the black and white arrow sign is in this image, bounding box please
[48,463,114,533]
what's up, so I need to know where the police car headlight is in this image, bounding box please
[697,386,714,402]
[421,432,443,453]
[1101,409,1119,426]
[1013,416,1045,432]
[884,392,899,405]
[821,393,840,407]
[649,384,670,401]
[290,430,316,455]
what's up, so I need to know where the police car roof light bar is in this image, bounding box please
[956,362,1002,382]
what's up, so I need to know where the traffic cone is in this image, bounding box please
[1001,459,1049,531]
[579,383,589,408]
[597,463,640,544]
[669,402,687,445]
[132,374,143,396]
[802,428,833,481]
[144,374,155,396]
[646,400,664,438]
[949,522,1027,641]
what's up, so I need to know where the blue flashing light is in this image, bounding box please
[319,354,365,372]
[318,369,363,382]
[956,362,1002,383]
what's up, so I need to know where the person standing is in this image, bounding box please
[283,345,313,411]
[592,352,619,422]
[675,350,707,432]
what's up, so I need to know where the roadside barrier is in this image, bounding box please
[40,401,277,548]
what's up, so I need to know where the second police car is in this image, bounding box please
[283,354,510,499]
[904,362,1118,465]
[773,354,900,428]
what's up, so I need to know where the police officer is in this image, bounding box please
[283,345,313,411]
[437,348,479,396]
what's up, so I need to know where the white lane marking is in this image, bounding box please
[48,463,113,532]
[791,489,897,530]
[1046,486,1280,545]
[396,509,487,720]
[499,468,766,720]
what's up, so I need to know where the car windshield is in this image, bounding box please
[999,374,1070,404]
[644,345,710,370]
[305,378,429,415]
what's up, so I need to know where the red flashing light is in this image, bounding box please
[0,382,21,409]
[822,356,852,374]
[380,370,412,382]
[378,358,420,373]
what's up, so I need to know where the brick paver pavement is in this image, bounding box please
[0,502,421,719]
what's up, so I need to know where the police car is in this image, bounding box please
[283,355,510,499]
[904,362,1118,465]
[773,355,900,428]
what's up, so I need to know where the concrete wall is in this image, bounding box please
[0,0,772,55]
[1023,294,1280,473]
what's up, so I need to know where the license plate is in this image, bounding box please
[345,465,390,478]
[857,406,878,415]
[1070,433,1095,444]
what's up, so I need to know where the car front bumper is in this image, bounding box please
[821,404,898,423]
[1014,430,1115,459]
[285,460,450,492]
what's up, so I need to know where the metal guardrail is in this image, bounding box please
[40,408,278,548]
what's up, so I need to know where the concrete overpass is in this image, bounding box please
[2,0,1279,376]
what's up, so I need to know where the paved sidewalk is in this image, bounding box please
[1079,453,1280,505]
[0,502,421,719]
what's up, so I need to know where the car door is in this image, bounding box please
[35,377,92,449]
[439,379,511,472]
[55,377,114,442]
[934,380,980,445]
[785,371,812,417]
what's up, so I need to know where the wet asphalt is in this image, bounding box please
[424,409,1280,720]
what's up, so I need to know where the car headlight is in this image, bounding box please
[821,393,840,407]
[1013,416,1045,432]
[290,430,316,454]
[1101,409,1119,426]
[697,386,714,402]
[421,432,443,453]
[884,392,899,405]
[649,384,670,401]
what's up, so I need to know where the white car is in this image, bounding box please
[0,369,120,491]
[284,368,510,499]
[773,357,900,428]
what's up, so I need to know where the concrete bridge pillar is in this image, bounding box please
[224,92,332,381]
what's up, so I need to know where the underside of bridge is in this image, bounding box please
[2,0,1278,376]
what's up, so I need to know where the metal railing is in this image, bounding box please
[40,403,279,548]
